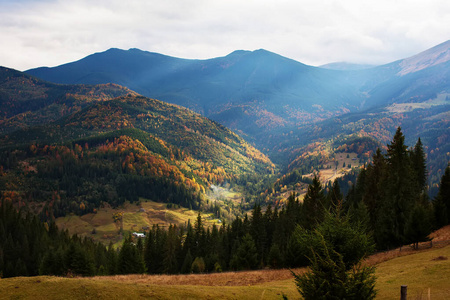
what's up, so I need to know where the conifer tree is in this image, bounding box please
[118,235,145,274]
[229,233,258,270]
[437,164,450,223]
[292,209,376,299]
[411,138,428,192]
[385,127,415,246]
[405,202,432,249]
[328,179,343,211]
[302,175,326,229]
[181,249,193,274]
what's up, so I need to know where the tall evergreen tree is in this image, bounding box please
[405,202,432,249]
[118,235,145,274]
[328,179,343,211]
[229,233,258,271]
[302,175,327,230]
[385,127,415,246]
[438,164,450,223]
[411,138,428,193]
[363,148,386,229]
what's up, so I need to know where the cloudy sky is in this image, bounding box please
[1,0,449,71]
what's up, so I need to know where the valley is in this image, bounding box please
[1,40,450,299]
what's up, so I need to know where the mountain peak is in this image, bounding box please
[398,40,450,75]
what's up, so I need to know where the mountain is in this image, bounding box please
[26,48,366,138]
[0,68,274,218]
[0,66,137,134]
[26,41,450,142]
[24,41,450,185]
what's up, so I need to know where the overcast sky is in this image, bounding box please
[1,0,449,71]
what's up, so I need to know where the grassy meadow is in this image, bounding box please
[1,242,449,299]
[55,199,222,247]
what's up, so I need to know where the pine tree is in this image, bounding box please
[302,175,327,229]
[328,179,343,211]
[436,164,450,224]
[363,148,386,229]
[385,127,415,246]
[405,202,432,249]
[292,210,376,299]
[118,235,145,274]
[181,249,193,274]
[163,225,180,274]
[411,138,428,192]
[229,233,258,270]
[250,204,267,266]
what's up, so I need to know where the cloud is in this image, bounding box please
[0,0,449,70]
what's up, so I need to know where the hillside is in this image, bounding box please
[0,66,137,134]
[25,48,366,138]
[1,243,449,299]
[0,69,274,219]
[24,41,450,187]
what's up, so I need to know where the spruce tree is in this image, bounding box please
[405,202,432,249]
[181,249,193,274]
[437,164,450,224]
[302,175,327,230]
[411,138,428,192]
[329,179,343,211]
[229,233,258,270]
[292,210,376,299]
[385,127,415,246]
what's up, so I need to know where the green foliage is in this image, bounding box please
[405,201,432,249]
[118,235,146,274]
[0,200,115,278]
[346,128,435,250]
[292,211,376,300]
[229,233,258,271]
[191,257,206,273]
[286,225,320,268]
[434,164,450,228]
[181,249,193,274]
[301,175,327,229]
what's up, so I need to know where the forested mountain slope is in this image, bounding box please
[0,69,274,219]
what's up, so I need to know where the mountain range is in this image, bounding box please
[25,41,450,181]
[1,40,449,198]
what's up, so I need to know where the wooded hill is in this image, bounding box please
[0,68,274,220]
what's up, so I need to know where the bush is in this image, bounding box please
[191,257,205,273]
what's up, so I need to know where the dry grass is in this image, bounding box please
[1,245,449,299]
[375,244,450,299]
[365,225,450,266]
[91,268,307,287]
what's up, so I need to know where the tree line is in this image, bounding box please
[1,127,449,279]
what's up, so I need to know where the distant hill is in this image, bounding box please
[0,66,137,134]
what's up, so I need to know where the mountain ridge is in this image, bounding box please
[17,40,450,184]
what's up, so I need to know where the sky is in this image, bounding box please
[0,0,449,71]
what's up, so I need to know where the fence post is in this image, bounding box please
[401,285,407,300]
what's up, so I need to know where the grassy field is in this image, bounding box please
[56,200,221,247]
[1,241,449,299]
